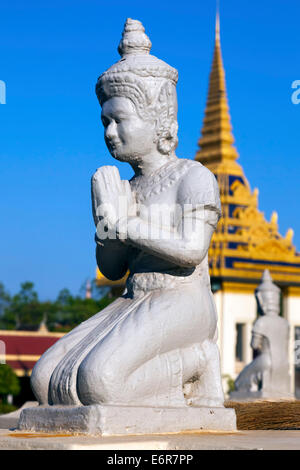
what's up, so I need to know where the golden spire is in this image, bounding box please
[215,3,220,43]
[195,8,240,175]
[194,8,300,288]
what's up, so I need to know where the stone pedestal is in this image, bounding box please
[18,404,236,435]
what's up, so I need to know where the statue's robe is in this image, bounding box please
[252,315,290,396]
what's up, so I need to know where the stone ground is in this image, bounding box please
[1,428,300,450]
[1,402,300,450]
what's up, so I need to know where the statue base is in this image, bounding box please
[18,404,236,435]
[229,390,265,401]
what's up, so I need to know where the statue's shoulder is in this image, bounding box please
[253,316,268,329]
[178,158,217,185]
[177,159,221,210]
[275,316,290,330]
[254,315,289,333]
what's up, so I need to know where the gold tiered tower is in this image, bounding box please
[195,12,300,294]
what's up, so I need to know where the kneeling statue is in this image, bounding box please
[20,19,236,434]
[231,270,291,400]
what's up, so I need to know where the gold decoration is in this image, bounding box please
[96,267,129,287]
[197,12,300,286]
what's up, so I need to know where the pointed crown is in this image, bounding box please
[255,270,281,316]
[256,270,281,295]
[96,19,178,108]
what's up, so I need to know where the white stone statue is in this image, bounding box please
[231,270,291,400]
[19,19,236,434]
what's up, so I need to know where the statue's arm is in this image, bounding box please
[117,166,221,268]
[91,166,132,281]
[95,238,129,281]
[250,331,264,351]
[119,211,217,267]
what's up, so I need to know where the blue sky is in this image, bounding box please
[0,0,299,300]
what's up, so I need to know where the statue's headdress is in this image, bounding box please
[96,18,179,155]
[255,270,281,316]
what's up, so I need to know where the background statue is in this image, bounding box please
[231,270,291,400]
[23,19,236,433]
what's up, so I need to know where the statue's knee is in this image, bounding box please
[77,357,122,405]
[30,360,50,404]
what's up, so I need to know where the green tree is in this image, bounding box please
[47,289,116,332]
[56,288,73,306]
[0,282,45,330]
[0,364,20,404]
[15,281,38,304]
[0,283,10,317]
[9,282,43,330]
[0,280,117,332]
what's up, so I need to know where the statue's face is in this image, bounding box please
[256,291,280,316]
[101,96,156,163]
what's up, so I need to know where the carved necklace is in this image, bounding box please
[130,158,194,203]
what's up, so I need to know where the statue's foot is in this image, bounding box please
[183,341,225,409]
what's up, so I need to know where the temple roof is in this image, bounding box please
[0,330,64,377]
[195,11,300,289]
